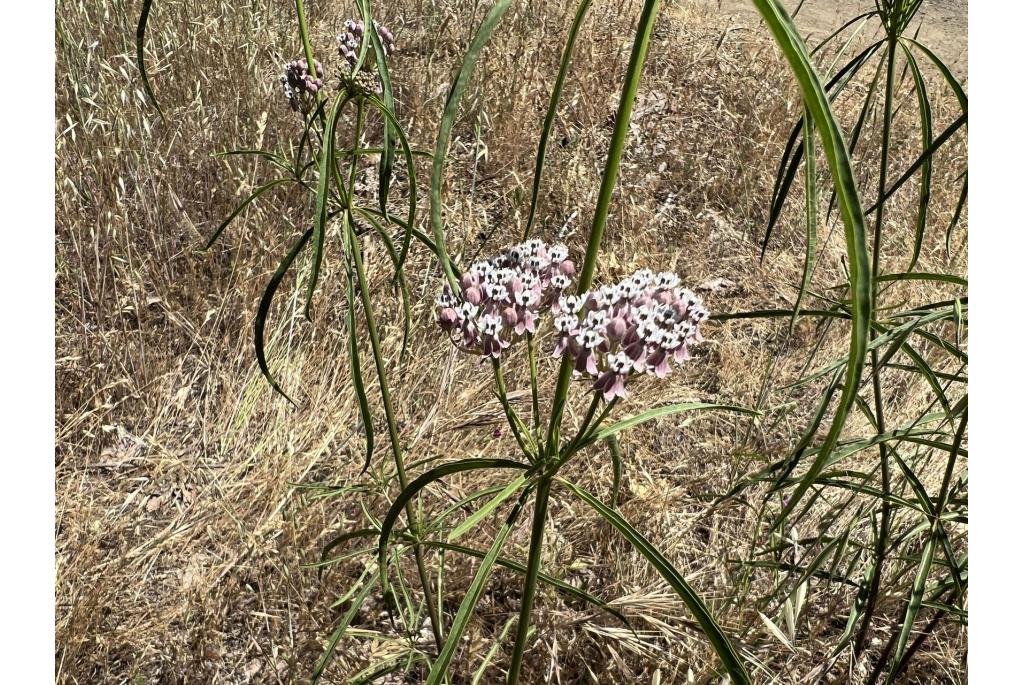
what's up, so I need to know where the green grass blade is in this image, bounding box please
[425,490,532,684]
[377,458,530,587]
[523,0,593,239]
[429,0,512,288]
[254,228,313,405]
[135,0,164,121]
[306,95,346,319]
[561,479,751,684]
[588,402,759,445]
[753,0,871,532]
[204,177,296,249]
[791,105,818,331]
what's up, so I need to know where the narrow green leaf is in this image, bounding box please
[135,0,164,121]
[523,0,593,239]
[561,479,751,684]
[754,0,871,531]
[306,95,346,320]
[791,105,818,331]
[588,402,759,445]
[946,172,967,257]
[364,94,420,270]
[425,489,532,684]
[429,0,512,288]
[607,435,623,508]
[254,228,313,405]
[447,473,528,542]
[342,231,375,472]
[421,539,632,628]
[312,576,374,684]
[865,113,965,216]
[355,1,398,218]
[900,45,933,272]
[204,177,296,249]
[377,458,530,587]
[876,272,966,286]
[351,208,413,360]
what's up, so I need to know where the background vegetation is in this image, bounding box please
[56,0,966,682]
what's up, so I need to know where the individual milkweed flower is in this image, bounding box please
[555,294,584,316]
[279,59,325,111]
[594,351,633,401]
[552,314,579,357]
[479,314,508,358]
[573,327,605,376]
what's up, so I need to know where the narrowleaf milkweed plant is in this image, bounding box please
[417,239,749,681]
[132,0,923,680]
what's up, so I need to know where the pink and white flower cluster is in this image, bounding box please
[337,19,395,72]
[436,240,576,358]
[554,270,709,401]
[435,243,709,402]
[279,59,325,111]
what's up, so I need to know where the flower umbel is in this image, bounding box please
[568,270,709,400]
[435,239,575,359]
[279,59,325,112]
[337,19,396,95]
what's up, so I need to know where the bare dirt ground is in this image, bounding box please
[56,1,967,683]
[718,0,967,73]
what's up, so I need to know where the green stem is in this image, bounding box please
[856,33,897,654]
[492,358,536,460]
[572,397,619,454]
[294,0,317,79]
[347,99,365,200]
[544,0,662,459]
[527,333,540,435]
[566,392,601,453]
[348,219,444,652]
[506,476,553,684]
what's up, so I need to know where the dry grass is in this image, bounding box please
[56,0,966,683]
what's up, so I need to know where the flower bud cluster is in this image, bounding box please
[337,19,395,71]
[279,59,325,111]
[436,240,576,359]
[556,270,709,401]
